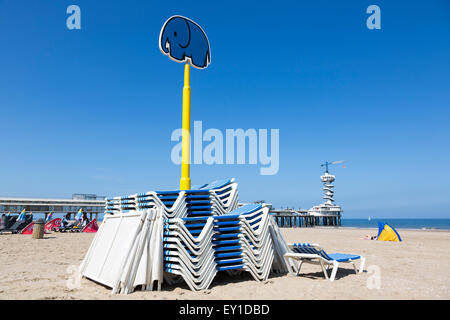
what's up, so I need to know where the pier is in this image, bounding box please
[271,160,345,228]
[0,194,105,220]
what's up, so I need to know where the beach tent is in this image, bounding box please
[377,222,402,242]
[45,218,61,231]
[83,219,99,233]
[21,219,60,235]
[20,222,35,234]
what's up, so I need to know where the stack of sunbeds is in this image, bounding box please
[213,204,274,282]
[163,202,285,290]
[104,178,238,218]
[161,179,239,290]
[81,178,290,293]
[163,215,217,290]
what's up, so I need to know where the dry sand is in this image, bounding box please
[0,227,449,300]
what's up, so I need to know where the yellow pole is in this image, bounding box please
[180,63,191,190]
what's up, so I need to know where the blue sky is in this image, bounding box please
[0,0,449,218]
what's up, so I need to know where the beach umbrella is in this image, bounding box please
[377,222,402,242]
[46,212,53,222]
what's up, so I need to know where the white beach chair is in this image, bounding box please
[283,243,365,281]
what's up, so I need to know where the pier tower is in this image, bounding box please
[308,161,344,217]
[321,171,336,205]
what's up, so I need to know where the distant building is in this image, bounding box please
[72,193,106,201]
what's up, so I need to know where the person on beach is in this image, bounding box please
[69,209,83,228]
[80,212,90,228]
[61,213,73,228]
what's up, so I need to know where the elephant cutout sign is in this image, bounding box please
[159,16,211,69]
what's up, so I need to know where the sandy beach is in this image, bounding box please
[0,227,449,300]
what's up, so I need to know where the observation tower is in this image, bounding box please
[308,161,344,217]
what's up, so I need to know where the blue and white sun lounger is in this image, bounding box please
[283,243,365,281]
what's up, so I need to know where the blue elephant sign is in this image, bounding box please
[159,16,211,69]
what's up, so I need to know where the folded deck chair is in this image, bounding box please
[63,221,91,233]
[283,243,365,281]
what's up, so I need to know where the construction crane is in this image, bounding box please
[321,160,345,173]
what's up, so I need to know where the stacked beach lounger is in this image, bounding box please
[213,204,274,282]
[104,179,237,217]
[81,179,289,293]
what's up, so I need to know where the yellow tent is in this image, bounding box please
[377,222,402,242]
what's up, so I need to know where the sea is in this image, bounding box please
[28,213,450,230]
[341,218,450,230]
